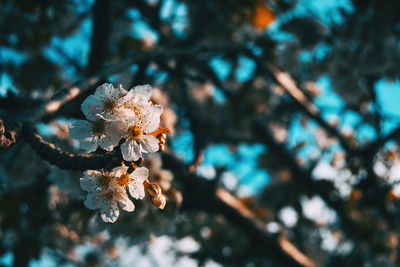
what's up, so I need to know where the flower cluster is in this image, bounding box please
[69,83,162,161]
[80,166,148,223]
[69,83,169,223]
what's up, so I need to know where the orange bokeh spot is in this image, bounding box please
[252,0,275,30]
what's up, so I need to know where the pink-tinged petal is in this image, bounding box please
[69,120,92,140]
[128,182,145,200]
[80,135,99,153]
[109,166,129,178]
[115,191,135,212]
[133,84,152,100]
[117,108,136,119]
[140,135,159,153]
[84,192,102,210]
[131,167,149,182]
[121,139,141,161]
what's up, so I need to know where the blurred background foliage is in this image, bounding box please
[2,0,400,266]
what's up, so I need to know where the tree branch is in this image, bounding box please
[21,123,118,171]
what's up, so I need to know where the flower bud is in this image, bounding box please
[159,144,165,152]
[145,181,162,199]
[159,137,166,145]
[152,194,166,210]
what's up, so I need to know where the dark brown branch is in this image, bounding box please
[21,123,117,171]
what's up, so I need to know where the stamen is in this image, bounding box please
[99,174,111,188]
[116,173,131,187]
[128,126,143,141]
[103,99,117,113]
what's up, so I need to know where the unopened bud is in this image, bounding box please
[161,133,167,139]
[159,143,165,152]
[159,137,166,145]
[152,194,166,209]
[145,181,162,199]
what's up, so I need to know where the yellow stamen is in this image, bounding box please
[116,173,131,187]
[128,126,143,141]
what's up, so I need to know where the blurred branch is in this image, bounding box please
[161,152,316,267]
[87,0,112,75]
[251,121,361,237]
[267,65,354,153]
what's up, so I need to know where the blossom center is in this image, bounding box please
[99,174,111,189]
[116,173,131,187]
[128,126,143,141]
[91,120,105,136]
[103,99,117,113]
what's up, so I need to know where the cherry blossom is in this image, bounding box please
[106,104,162,161]
[80,166,149,223]
[69,119,120,153]
[81,83,134,121]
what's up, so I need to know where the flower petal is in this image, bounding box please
[79,135,99,153]
[109,166,129,178]
[128,182,145,200]
[140,105,162,133]
[121,139,141,161]
[81,95,102,120]
[140,135,159,153]
[84,192,102,210]
[105,120,129,140]
[131,167,149,182]
[69,120,92,140]
[95,83,115,100]
[115,191,135,212]
[80,170,102,192]
[100,200,119,223]
[133,84,152,100]
[98,134,121,152]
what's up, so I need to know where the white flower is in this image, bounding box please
[106,104,162,161]
[81,83,134,121]
[69,119,121,153]
[125,84,152,102]
[80,166,148,223]
[109,166,148,199]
